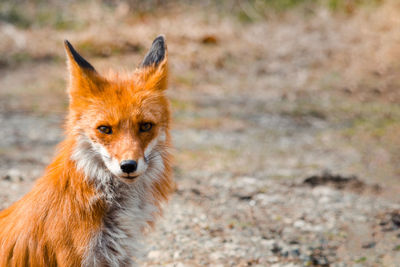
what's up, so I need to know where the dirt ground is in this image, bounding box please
[0,1,400,266]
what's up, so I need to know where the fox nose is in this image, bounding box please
[120,160,137,173]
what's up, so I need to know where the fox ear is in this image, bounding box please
[141,35,167,68]
[64,40,96,72]
[64,40,102,98]
[140,35,168,91]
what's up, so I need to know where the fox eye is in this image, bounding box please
[98,125,112,134]
[139,123,153,132]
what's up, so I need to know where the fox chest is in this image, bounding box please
[83,195,156,267]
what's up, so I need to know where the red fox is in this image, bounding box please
[0,36,174,266]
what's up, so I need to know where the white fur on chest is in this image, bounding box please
[72,135,166,267]
[84,185,157,267]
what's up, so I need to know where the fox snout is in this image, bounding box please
[120,160,137,174]
[115,147,148,179]
[111,150,147,177]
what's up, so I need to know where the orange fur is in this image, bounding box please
[0,38,173,266]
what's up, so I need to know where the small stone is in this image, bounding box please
[173,251,180,259]
[210,252,223,260]
[362,241,376,249]
[3,169,24,182]
[148,250,162,259]
[391,211,400,227]
[294,220,306,229]
[261,239,275,249]
[291,248,301,257]
[267,256,279,263]
[271,243,281,254]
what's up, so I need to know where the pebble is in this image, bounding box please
[147,250,162,259]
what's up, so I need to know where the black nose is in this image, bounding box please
[120,160,137,173]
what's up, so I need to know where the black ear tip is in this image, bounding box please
[152,35,166,52]
[64,40,78,54]
[153,35,165,45]
[64,40,74,53]
[64,39,95,72]
[141,35,167,68]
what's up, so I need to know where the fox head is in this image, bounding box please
[64,36,170,183]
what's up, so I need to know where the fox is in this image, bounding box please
[0,35,174,266]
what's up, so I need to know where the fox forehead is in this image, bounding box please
[81,81,168,126]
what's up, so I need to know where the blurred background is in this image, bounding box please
[0,0,400,265]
